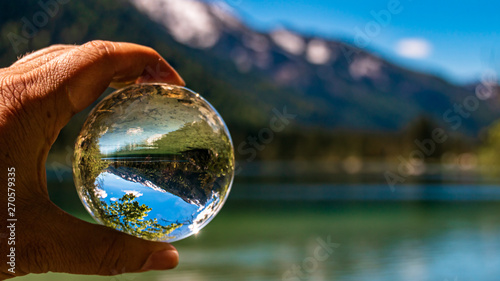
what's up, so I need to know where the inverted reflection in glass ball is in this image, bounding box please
[73,83,234,242]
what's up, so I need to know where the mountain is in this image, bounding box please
[106,165,211,206]
[1,0,499,160]
[129,0,500,134]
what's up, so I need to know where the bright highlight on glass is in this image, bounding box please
[73,83,235,242]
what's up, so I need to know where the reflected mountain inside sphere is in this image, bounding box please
[73,83,234,242]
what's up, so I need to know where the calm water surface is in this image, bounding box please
[14,190,500,281]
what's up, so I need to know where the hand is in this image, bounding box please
[0,40,185,279]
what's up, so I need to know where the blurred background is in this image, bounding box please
[2,0,500,280]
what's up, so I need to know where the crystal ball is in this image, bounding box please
[72,83,234,242]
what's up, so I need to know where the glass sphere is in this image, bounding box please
[73,83,234,242]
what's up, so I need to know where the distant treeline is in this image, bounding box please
[52,111,477,163]
[230,115,475,162]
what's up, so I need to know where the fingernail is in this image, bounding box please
[141,249,179,271]
[177,75,186,87]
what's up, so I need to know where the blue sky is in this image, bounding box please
[216,0,500,84]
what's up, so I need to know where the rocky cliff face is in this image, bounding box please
[106,163,210,206]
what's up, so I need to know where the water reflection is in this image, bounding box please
[19,182,500,281]
[165,202,500,281]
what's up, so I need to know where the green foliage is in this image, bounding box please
[74,128,110,222]
[100,193,182,241]
[112,120,230,156]
[479,120,500,168]
[78,136,109,189]
[404,116,446,161]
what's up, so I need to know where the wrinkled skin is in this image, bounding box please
[0,41,185,279]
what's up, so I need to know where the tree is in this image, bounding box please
[405,115,445,161]
[479,120,500,172]
[99,193,182,241]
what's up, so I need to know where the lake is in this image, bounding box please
[12,167,500,280]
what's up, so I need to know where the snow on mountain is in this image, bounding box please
[349,56,383,80]
[242,32,270,53]
[131,0,222,48]
[306,39,335,65]
[209,1,242,29]
[269,28,306,55]
[128,0,376,82]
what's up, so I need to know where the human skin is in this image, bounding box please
[0,40,185,279]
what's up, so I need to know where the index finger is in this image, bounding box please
[45,40,185,114]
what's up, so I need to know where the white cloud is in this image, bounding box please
[146,133,163,145]
[123,190,144,198]
[94,188,107,199]
[126,127,143,135]
[396,38,432,59]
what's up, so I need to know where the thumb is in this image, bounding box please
[24,201,179,276]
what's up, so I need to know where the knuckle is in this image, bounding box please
[0,71,55,138]
[97,234,126,275]
[0,74,26,113]
[81,40,116,60]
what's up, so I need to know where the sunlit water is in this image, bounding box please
[25,165,500,281]
[19,178,500,281]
